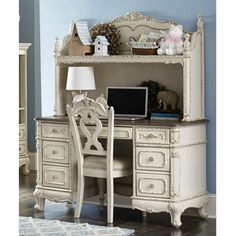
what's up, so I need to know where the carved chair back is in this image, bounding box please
[66,97,114,175]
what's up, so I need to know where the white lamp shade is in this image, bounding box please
[66,67,96,90]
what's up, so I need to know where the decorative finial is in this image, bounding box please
[197,15,204,29]
[54,37,61,55]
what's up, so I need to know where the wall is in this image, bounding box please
[19,0,41,152]
[38,0,216,193]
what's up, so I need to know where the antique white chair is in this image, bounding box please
[66,96,132,224]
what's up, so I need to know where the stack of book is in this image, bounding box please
[150,112,180,120]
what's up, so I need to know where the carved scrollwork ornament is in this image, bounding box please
[170,130,180,144]
[146,208,153,213]
[171,152,180,159]
[183,34,191,57]
[112,12,160,23]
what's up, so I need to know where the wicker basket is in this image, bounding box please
[129,37,162,55]
[131,47,158,55]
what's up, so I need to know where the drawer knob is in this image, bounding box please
[150,184,155,188]
[149,157,154,162]
[52,175,56,180]
[52,150,57,155]
[51,129,58,133]
[147,134,154,139]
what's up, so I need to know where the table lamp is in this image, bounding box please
[66,66,96,103]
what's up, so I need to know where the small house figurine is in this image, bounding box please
[60,21,93,56]
[93,36,110,56]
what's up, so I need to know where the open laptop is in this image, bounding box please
[106,87,148,121]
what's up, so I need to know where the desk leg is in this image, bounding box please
[169,205,183,228]
[97,178,105,212]
[34,189,45,211]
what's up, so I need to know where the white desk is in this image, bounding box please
[34,116,208,228]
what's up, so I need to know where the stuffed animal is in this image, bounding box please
[157,24,184,55]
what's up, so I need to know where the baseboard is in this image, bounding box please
[29,151,216,218]
[206,194,216,218]
[28,152,37,171]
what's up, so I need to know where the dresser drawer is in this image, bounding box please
[42,123,69,139]
[136,147,169,171]
[136,173,170,198]
[19,124,26,140]
[19,141,26,155]
[42,141,69,164]
[42,165,70,189]
[135,128,169,145]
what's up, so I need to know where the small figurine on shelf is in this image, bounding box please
[157,90,179,112]
[60,21,93,56]
[157,24,184,55]
[150,90,181,120]
[89,23,121,55]
[93,36,110,56]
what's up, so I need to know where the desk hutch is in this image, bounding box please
[34,12,208,228]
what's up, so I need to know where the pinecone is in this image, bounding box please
[89,23,121,55]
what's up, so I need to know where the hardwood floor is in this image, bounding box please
[19,171,216,235]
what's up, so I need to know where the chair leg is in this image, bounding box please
[107,177,114,224]
[97,178,105,212]
[74,175,84,218]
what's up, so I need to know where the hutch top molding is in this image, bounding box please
[54,12,205,122]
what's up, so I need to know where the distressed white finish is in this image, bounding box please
[19,43,31,174]
[34,118,208,227]
[34,120,75,211]
[132,123,208,227]
[35,12,207,228]
[66,97,132,224]
[34,119,133,212]
[53,13,204,122]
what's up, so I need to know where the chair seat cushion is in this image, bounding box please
[84,156,132,171]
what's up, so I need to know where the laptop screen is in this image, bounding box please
[106,87,148,118]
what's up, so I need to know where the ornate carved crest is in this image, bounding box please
[112,12,160,23]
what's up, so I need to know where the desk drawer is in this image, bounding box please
[136,147,170,171]
[136,128,169,145]
[42,123,69,139]
[19,141,26,155]
[136,173,170,198]
[42,141,69,164]
[42,165,69,189]
[19,124,26,140]
[81,126,133,140]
